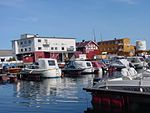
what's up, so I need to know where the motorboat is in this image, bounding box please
[7,67,22,74]
[84,68,150,112]
[108,58,136,78]
[20,58,62,78]
[61,60,85,75]
[109,59,129,70]
[62,60,94,75]
[127,56,148,69]
[84,57,150,112]
[83,57,150,112]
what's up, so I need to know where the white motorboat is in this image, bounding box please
[21,58,62,78]
[76,60,94,74]
[109,59,129,70]
[84,62,150,112]
[62,60,94,75]
[127,56,148,69]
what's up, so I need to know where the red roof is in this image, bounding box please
[76,41,98,48]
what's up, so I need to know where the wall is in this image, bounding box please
[98,38,135,56]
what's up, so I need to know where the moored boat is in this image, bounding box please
[84,69,150,112]
[127,56,148,69]
[20,58,62,78]
[7,67,22,74]
[62,60,94,76]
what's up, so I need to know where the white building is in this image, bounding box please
[12,34,76,63]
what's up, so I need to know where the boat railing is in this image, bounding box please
[93,79,150,92]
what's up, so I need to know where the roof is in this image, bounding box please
[98,38,130,44]
[12,34,75,41]
[0,50,13,56]
[76,40,98,48]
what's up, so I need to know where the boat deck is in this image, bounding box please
[84,79,150,95]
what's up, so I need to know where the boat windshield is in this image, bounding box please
[27,63,39,69]
[48,60,55,66]
[127,58,140,63]
[139,57,144,61]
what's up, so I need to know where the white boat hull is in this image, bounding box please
[82,68,94,74]
[21,68,62,78]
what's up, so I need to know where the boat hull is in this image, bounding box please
[85,88,150,112]
[7,68,21,74]
[62,68,85,76]
[84,80,150,112]
[21,68,61,78]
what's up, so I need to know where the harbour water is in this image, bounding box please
[0,74,94,113]
[1,71,150,113]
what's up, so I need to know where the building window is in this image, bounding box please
[62,47,64,50]
[38,47,42,50]
[21,49,23,52]
[51,47,54,50]
[20,42,23,45]
[25,48,27,51]
[55,47,57,50]
[38,39,41,42]
[29,48,31,51]
[44,39,48,43]
[24,40,27,44]
[28,40,31,44]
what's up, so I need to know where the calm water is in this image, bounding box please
[1,70,150,113]
[0,74,95,113]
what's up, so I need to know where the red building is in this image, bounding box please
[76,40,100,59]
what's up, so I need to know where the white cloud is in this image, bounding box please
[113,0,138,5]
[0,0,24,7]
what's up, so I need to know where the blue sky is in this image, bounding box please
[0,0,150,49]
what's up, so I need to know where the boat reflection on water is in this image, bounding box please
[13,74,94,112]
[14,79,62,108]
[15,78,60,97]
